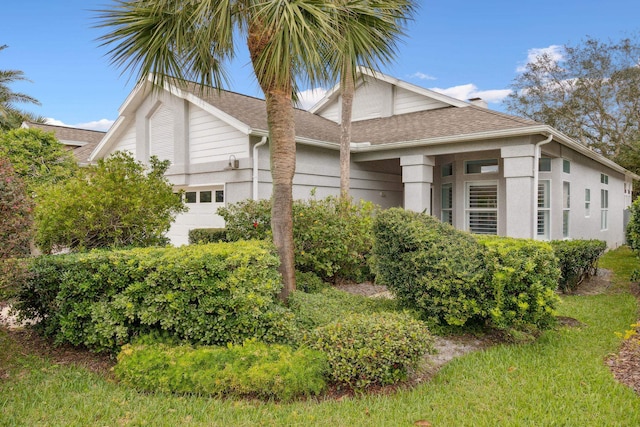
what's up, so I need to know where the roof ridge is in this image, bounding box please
[25,121,107,134]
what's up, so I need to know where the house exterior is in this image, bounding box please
[21,121,105,166]
[90,69,638,247]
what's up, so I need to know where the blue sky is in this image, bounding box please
[2,1,639,131]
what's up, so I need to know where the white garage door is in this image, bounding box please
[167,186,226,246]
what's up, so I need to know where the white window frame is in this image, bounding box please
[601,189,609,231]
[562,181,570,238]
[537,180,551,240]
[465,159,499,175]
[465,181,498,235]
[585,188,591,218]
[441,183,453,225]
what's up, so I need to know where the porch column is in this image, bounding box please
[501,145,535,238]
[401,155,435,214]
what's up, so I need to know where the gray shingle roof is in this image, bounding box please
[23,122,105,164]
[179,81,540,146]
[350,105,541,144]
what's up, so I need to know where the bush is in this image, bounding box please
[627,196,640,252]
[34,152,186,253]
[551,240,607,292]
[0,157,34,299]
[288,287,397,333]
[294,270,329,293]
[115,340,327,401]
[16,241,296,353]
[0,157,33,259]
[372,208,492,326]
[306,312,434,390]
[219,196,377,282]
[188,228,227,244]
[476,236,561,331]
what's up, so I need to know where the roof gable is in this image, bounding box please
[310,67,470,122]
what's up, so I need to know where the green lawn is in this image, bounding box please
[1,248,639,426]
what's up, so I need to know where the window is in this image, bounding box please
[562,182,570,238]
[200,191,212,203]
[465,159,498,174]
[563,159,571,174]
[538,157,551,172]
[601,189,609,230]
[441,183,453,225]
[185,191,197,203]
[585,189,591,217]
[215,190,224,203]
[600,173,609,185]
[441,163,453,177]
[465,182,497,235]
[537,180,550,239]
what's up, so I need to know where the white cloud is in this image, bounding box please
[45,118,114,132]
[409,72,437,81]
[295,87,328,110]
[517,45,565,72]
[430,84,512,104]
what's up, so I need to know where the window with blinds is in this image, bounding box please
[441,183,453,225]
[465,182,497,234]
[537,180,550,239]
[563,181,570,238]
[601,189,609,230]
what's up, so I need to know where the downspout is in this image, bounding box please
[532,133,553,239]
[253,136,268,200]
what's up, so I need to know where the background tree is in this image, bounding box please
[0,45,45,131]
[505,35,640,174]
[0,127,78,194]
[97,0,400,299]
[326,1,417,199]
[34,151,186,253]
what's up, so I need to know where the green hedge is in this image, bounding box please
[188,228,227,244]
[16,241,295,353]
[218,196,377,282]
[372,208,492,326]
[551,240,607,292]
[476,236,560,331]
[115,340,327,401]
[305,312,434,390]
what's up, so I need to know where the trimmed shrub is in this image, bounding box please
[188,228,227,244]
[219,196,377,282]
[476,236,561,331]
[16,241,296,353]
[288,287,397,333]
[627,196,640,252]
[551,239,607,292]
[372,208,492,326]
[115,340,327,401]
[306,312,434,390]
[294,270,329,293]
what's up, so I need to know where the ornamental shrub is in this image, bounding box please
[219,196,377,282]
[551,239,607,292]
[288,287,397,334]
[476,236,561,331]
[16,241,296,353]
[34,152,186,253]
[627,196,640,252]
[0,157,33,299]
[306,312,434,390]
[372,208,492,326]
[115,340,327,401]
[188,228,227,244]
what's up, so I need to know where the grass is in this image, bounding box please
[1,248,639,426]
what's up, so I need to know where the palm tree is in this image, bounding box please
[0,45,43,131]
[325,1,417,199]
[97,0,407,300]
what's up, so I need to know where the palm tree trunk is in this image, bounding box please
[248,26,297,301]
[264,88,297,301]
[340,65,355,199]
